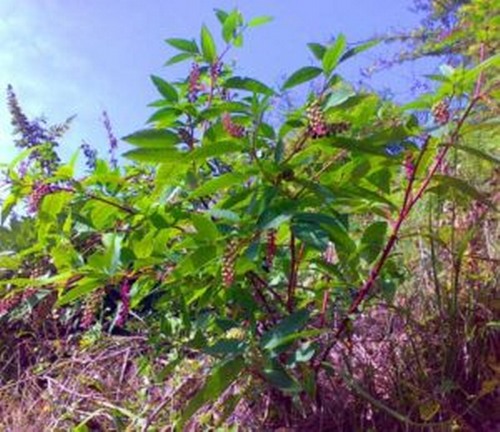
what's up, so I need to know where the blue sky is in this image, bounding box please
[0,0,434,165]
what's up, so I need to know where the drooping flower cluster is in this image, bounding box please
[431,100,450,125]
[115,279,131,327]
[210,60,223,82]
[80,141,98,170]
[222,241,238,287]
[27,182,57,214]
[102,111,118,169]
[222,113,245,138]
[187,63,203,102]
[306,101,330,138]
[81,288,104,329]
[265,229,277,271]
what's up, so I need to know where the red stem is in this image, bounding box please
[318,93,482,364]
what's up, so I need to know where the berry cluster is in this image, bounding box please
[265,229,277,271]
[222,113,245,138]
[432,100,450,125]
[0,288,37,316]
[306,101,330,138]
[222,242,238,287]
[188,63,203,102]
[115,279,131,327]
[27,182,56,214]
[81,288,104,329]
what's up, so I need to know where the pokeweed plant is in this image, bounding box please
[0,8,498,428]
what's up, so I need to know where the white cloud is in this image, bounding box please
[0,0,97,163]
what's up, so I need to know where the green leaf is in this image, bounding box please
[455,144,500,165]
[165,38,199,54]
[204,339,247,357]
[150,75,178,102]
[132,230,156,259]
[222,10,242,43]
[224,76,275,96]
[262,361,302,393]
[201,24,217,63]
[307,42,326,60]
[189,141,243,161]
[214,9,229,24]
[39,191,72,220]
[179,357,244,427]
[191,213,219,242]
[248,15,273,28]
[431,175,493,207]
[323,34,346,75]
[57,277,102,306]
[340,39,380,63]
[282,66,323,90]
[164,52,193,66]
[359,221,388,264]
[191,172,252,198]
[123,148,185,164]
[1,194,19,225]
[122,129,180,148]
[261,309,310,351]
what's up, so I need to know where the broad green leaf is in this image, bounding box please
[307,42,326,60]
[175,245,217,275]
[122,129,180,148]
[282,66,323,90]
[132,230,156,259]
[189,141,243,161]
[1,194,19,225]
[455,144,500,165]
[57,277,103,306]
[150,75,179,102]
[165,38,199,54]
[261,309,310,351]
[323,34,346,75]
[431,175,493,207]
[214,9,229,24]
[204,339,247,357]
[39,191,72,220]
[147,107,182,127]
[201,24,217,63]
[164,52,193,66]
[179,357,245,427]
[123,148,185,164]
[359,221,388,264]
[325,83,356,108]
[222,10,242,43]
[191,213,219,242]
[224,76,275,96]
[191,172,252,198]
[262,361,302,393]
[248,15,273,27]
